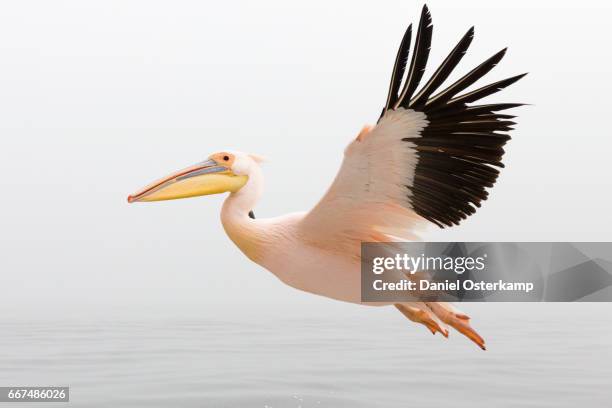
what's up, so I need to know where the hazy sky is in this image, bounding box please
[1,0,611,319]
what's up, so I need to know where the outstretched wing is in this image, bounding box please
[300,4,525,253]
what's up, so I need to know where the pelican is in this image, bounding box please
[128,5,525,350]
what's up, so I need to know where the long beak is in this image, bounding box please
[128,159,248,203]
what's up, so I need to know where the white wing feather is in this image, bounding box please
[299,108,429,257]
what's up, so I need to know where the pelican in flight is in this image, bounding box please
[128,5,524,350]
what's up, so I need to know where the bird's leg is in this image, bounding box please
[425,302,486,350]
[395,303,448,337]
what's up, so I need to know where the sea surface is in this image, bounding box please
[1,304,610,407]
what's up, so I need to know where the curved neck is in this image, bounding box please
[221,165,263,218]
[220,166,265,262]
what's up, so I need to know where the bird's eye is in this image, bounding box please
[223,155,230,161]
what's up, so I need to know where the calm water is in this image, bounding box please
[1,304,610,407]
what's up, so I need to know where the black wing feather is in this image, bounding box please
[444,73,527,107]
[425,48,508,110]
[381,24,412,119]
[396,5,433,108]
[409,26,474,109]
[378,5,526,228]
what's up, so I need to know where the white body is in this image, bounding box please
[224,211,365,303]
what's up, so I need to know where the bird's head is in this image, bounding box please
[127,151,263,203]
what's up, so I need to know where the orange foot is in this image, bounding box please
[395,304,449,337]
[426,303,486,350]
